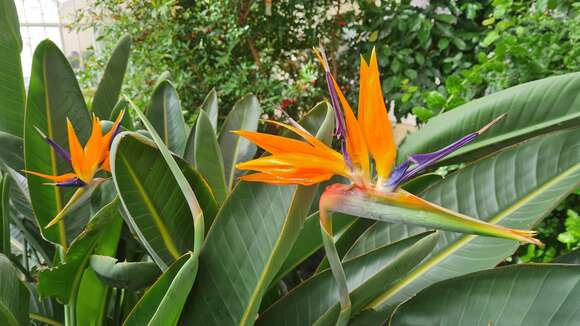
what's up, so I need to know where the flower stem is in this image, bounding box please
[320,205,351,326]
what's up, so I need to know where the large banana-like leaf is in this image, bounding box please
[219,94,262,190]
[398,73,580,164]
[37,199,120,304]
[91,35,131,119]
[0,131,23,171]
[146,80,188,155]
[0,176,9,256]
[90,255,161,290]
[123,252,197,326]
[0,254,29,326]
[257,232,438,325]
[181,103,334,325]
[201,88,218,131]
[24,40,91,245]
[554,248,580,264]
[350,128,580,325]
[111,132,217,269]
[390,264,580,326]
[0,0,25,137]
[192,110,228,205]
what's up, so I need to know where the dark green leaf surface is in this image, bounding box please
[90,255,160,290]
[146,80,188,155]
[351,128,580,324]
[111,132,217,269]
[0,131,23,171]
[0,254,29,326]
[193,110,228,205]
[0,0,25,137]
[24,40,91,245]
[182,103,334,325]
[391,265,580,326]
[398,73,580,164]
[123,252,196,326]
[0,176,9,256]
[554,248,580,264]
[37,199,120,303]
[92,35,131,119]
[218,94,262,190]
[201,88,218,131]
[257,232,438,326]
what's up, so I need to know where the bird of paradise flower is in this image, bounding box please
[24,112,124,228]
[234,47,541,325]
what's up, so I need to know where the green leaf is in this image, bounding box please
[218,94,262,190]
[0,0,25,137]
[201,88,219,131]
[38,198,120,303]
[0,176,10,256]
[75,199,124,326]
[0,131,23,171]
[554,248,580,264]
[90,255,161,290]
[192,110,228,205]
[398,73,580,165]
[24,40,91,245]
[181,103,334,325]
[110,99,134,130]
[256,232,439,325]
[146,80,188,155]
[0,254,29,326]
[92,35,131,119]
[111,132,216,269]
[350,128,580,324]
[390,264,580,326]
[123,252,197,326]
[411,107,434,122]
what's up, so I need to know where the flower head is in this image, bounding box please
[234,47,540,246]
[24,111,124,187]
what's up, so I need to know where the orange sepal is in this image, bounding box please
[23,170,77,183]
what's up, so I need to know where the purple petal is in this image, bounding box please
[34,126,71,162]
[54,177,86,188]
[325,72,347,139]
[385,159,410,187]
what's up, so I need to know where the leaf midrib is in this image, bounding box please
[119,153,180,259]
[366,162,580,309]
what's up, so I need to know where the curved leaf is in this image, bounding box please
[257,232,439,326]
[123,252,196,326]
[24,40,91,245]
[90,255,161,290]
[0,254,29,326]
[351,128,580,324]
[218,94,262,190]
[193,110,228,205]
[146,80,187,155]
[1,176,9,256]
[398,73,580,164]
[111,132,217,269]
[37,198,120,303]
[92,35,131,119]
[201,88,218,131]
[0,0,25,137]
[182,103,334,325]
[391,264,580,326]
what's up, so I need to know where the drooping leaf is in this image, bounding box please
[0,0,25,137]
[219,94,262,190]
[146,80,188,155]
[0,254,29,326]
[257,232,439,325]
[123,252,197,326]
[201,88,219,131]
[350,128,580,324]
[92,35,131,119]
[192,110,228,204]
[0,131,23,171]
[111,132,216,269]
[24,40,92,245]
[90,255,161,290]
[37,199,120,303]
[398,73,580,165]
[181,103,334,325]
[390,264,580,326]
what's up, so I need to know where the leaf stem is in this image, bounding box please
[29,313,64,326]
